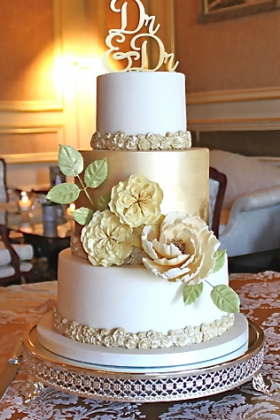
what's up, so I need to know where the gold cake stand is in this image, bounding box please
[22,320,268,403]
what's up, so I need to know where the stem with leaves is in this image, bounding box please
[76,174,95,209]
[46,145,109,226]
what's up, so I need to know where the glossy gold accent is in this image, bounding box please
[102,0,178,72]
[76,148,209,223]
[90,130,191,151]
[25,375,44,403]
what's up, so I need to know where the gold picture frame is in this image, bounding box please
[199,0,280,23]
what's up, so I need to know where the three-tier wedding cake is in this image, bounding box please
[37,0,248,370]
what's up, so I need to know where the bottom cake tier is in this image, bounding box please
[37,311,249,372]
[22,317,265,403]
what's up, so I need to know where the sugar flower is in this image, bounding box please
[81,209,134,267]
[141,212,220,283]
[109,174,163,228]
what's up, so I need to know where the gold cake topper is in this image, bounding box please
[102,0,179,72]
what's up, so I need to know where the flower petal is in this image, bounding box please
[81,209,133,267]
[143,258,192,280]
[109,174,163,228]
[141,212,221,283]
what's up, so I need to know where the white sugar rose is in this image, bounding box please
[109,174,163,228]
[138,135,151,150]
[81,210,133,267]
[141,212,220,284]
[125,135,138,150]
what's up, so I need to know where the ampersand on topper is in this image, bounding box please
[102,0,179,72]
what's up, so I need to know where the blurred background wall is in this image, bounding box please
[174,0,280,156]
[1,0,280,191]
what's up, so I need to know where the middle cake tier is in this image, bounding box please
[76,148,209,220]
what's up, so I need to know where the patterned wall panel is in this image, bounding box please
[0,127,64,163]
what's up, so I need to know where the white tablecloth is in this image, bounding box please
[1,272,280,419]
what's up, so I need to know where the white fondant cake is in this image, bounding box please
[37,311,248,370]
[41,71,246,359]
[37,0,247,376]
[55,248,233,346]
[96,72,186,136]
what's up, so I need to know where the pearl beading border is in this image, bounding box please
[53,307,235,349]
[90,130,192,151]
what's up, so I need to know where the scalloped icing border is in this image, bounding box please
[53,307,235,349]
[90,130,192,151]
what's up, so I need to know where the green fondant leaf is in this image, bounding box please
[213,249,226,273]
[211,285,240,313]
[183,282,203,306]
[73,207,93,226]
[84,159,108,189]
[46,183,80,204]
[58,145,83,177]
[97,193,111,211]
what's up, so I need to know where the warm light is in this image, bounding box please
[54,55,106,94]
[66,203,76,219]
[19,192,32,212]
[20,223,34,233]
[53,55,108,146]
[69,203,76,213]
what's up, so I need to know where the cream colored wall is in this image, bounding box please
[3,0,278,189]
[174,1,280,132]
[0,0,79,190]
[0,0,108,190]
[0,0,174,191]
[175,1,280,92]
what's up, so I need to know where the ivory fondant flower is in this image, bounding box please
[141,212,220,283]
[81,210,134,267]
[125,135,138,150]
[138,135,151,151]
[109,174,163,228]
[147,133,164,150]
[113,132,126,149]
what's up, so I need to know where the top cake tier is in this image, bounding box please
[96,72,186,136]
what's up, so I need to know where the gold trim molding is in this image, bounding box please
[4,153,58,165]
[188,119,280,132]
[0,126,64,164]
[187,86,280,131]
[187,86,280,105]
[0,100,63,113]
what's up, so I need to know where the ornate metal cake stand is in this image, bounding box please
[22,320,267,403]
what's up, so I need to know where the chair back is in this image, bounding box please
[0,159,8,203]
[49,166,66,187]
[0,224,21,284]
[209,167,227,238]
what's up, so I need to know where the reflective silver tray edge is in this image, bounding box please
[22,320,265,403]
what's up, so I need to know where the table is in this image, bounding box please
[9,220,74,277]
[0,272,280,419]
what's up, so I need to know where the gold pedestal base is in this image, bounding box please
[22,320,266,403]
